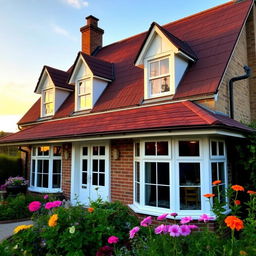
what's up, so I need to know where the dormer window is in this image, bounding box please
[43,88,54,116]
[77,79,92,110]
[149,57,170,97]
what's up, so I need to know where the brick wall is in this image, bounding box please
[111,139,134,204]
[62,143,72,199]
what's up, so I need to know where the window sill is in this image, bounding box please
[28,187,62,194]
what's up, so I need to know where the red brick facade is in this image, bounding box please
[62,143,72,199]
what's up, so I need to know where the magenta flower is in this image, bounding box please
[179,225,191,236]
[28,201,41,212]
[140,216,152,227]
[45,202,54,210]
[169,225,181,237]
[129,226,140,239]
[154,224,165,234]
[157,213,168,221]
[170,212,178,217]
[52,201,62,207]
[188,224,199,230]
[163,224,171,234]
[180,216,192,224]
[198,214,215,223]
[108,236,119,244]
[43,195,49,200]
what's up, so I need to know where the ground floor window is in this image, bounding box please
[30,145,62,191]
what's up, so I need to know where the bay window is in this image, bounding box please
[30,145,62,192]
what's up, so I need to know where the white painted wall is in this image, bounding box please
[92,78,108,106]
[174,55,189,89]
[55,88,70,112]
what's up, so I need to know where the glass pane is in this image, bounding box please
[145,185,156,206]
[220,185,226,204]
[82,147,88,156]
[93,146,98,155]
[219,162,225,183]
[219,142,224,155]
[80,95,91,109]
[179,163,200,186]
[99,160,105,173]
[53,146,62,156]
[82,172,87,185]
[79,81,85,94]
[150,61,159,77]
[99,146,105,155]
[32,172,35,186]
[45,103,53,115]
[38,160,42,173]
[180,187,201,210]
[135,143,140,157]
[135,162,140,182]
[93,173,98,186]
[179,141,199,156]
[99,174,105,186]
[43,160,49,174]
[32,160,35,172]
[151,77,170,95]
[157,162,169,185]
[93,160,98,172]
[145,162,156,184]
[32,147,36,156]
[37,174,42,187]
[38,146,49,156]
[135,183,140,203]
[160,58,169,75]
[53,175,61,188]
[211,141,217,156]
[43,174,48,188]
[53,160,61,174]
[145,142,156,155]
[211,162,218,182]
[44,89,53,103]
[158,186,170,208]
[83,159,87,172]
[157,141,168,155]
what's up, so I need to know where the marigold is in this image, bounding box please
[234,200,241,205]
[13,224,33,234]
[203,193,215,198]
[48,214,58,227]
[224,216,244,231]
[247,190,256,195]
[231,185,245,192]
[88,207,94,213]
[212,180,221,185]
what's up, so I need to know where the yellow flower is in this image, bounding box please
[13,224,33,234]
[48,214,58,227]
[240,250,248,255]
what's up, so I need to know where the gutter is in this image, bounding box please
[229,66,251,119]
[18,147,29,179]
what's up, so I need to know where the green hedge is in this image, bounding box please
[0,154,22,184]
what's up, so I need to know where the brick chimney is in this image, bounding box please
[80,15,104,55]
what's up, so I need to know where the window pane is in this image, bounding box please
[150,61,159,77]
[158,186,170,208]
[32,160,35,186]
[211,162,218,181]
[179,141,199,156]
[32,147,36,156]
[93,146,98,155]
[93,173,98,186]
[135,183,140,203]
[82,147,88,156]
[43,174,48,188]
[135,143,140,157]
[80,95,91,109]
[145,162,156,184]
[157,141,168,155]
[44,89,53,103]
[53,160,61,174]
[83,159,87,172]
[79,81,85,94]
[38,160,43,172]
[211,141,217,155]
[53,175,61,188]
[157,162,169,185]
[99,146,105,155]
[82,172,87,185]
[179,163,200,186]
[99,174,105,186]
[43,160,49,174]
[219,142,224,155]
[32,172,35,186]
[37,174,42,187]
[160,58,169,75]
[135,162,140,182]
[99,160,105,173]
[93,160,98,172]
[145,142,156,155]
[219,162,225,182]
[145,185,156,206]
[45,103,53,115]
[151,77,170,95]
[180,187,201,210]
[53,146,62,156]
[38,146,49,156]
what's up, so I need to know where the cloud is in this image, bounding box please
[51,24,77,41]
[62,0,89,9]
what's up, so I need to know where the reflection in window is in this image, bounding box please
[179,141,199,156]
[145,141,169,156]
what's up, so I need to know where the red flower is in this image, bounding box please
[234,200,241,205]
[247,190,256,195]
[225,216,244,231]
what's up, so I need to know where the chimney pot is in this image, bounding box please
[86,15,99,27]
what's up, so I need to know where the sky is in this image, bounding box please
[0,0,228,132]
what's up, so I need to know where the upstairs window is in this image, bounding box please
[149,57,170,97]
[77,79,92,110]
[43,88,54,116]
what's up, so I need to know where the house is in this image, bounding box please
[0,0,255,220]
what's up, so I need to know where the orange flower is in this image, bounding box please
[203,193,215,198]
[224,216,244,231]
[48,214,58,227]
[212,180,221,185]
[231,185,245,192]
[247,190,256,195]
[234,200,241,205]
[240,250,248,255]
[88,207,94,213]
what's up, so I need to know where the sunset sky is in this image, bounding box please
[0,0,227,132]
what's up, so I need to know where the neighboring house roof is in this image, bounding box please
[17,0,253,126]
[1,101,253,144]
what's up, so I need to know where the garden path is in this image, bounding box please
[0,220,33,241]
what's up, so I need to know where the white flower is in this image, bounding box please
[69,226,76,234]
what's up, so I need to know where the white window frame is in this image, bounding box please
[42,87,55,116]
[29,145,62,193]
[75,78,92,111]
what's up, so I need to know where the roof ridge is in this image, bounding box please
[182,101,219,125]
[45,65,68,74]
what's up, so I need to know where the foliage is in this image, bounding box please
[4,176,28,186]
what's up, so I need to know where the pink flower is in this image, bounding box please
[198,214,215,223]
[179,225,191,236]
[188,224,199,230]
[157,213,168,221]
[154,224,165,234]
[28,201,41,212]
[170,212,178,217]
[52,201,62,207]
[108,236,119,244]
[163,225,171,234]
[169,225,181,237]
[45,202,54,210]
[43,195,49,200]
[180,216,192,224]
[140,216,152,227]
[129,226,140,239]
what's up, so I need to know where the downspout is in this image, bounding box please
[18,147,29,179]
[229,66,251,119]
